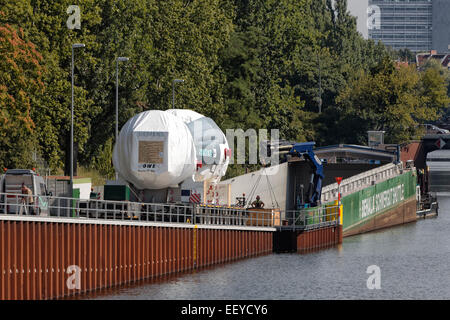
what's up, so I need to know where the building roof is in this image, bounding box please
[416,51,450,69]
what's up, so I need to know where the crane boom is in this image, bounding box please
[289,142,324,207]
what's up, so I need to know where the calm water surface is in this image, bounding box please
[82,197,450,300]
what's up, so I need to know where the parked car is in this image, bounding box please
[422,124,450,134]
[0,169,51,215]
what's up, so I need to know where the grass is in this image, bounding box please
[37,165,110,187]
[77,166,110,186]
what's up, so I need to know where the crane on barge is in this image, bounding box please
[288,142,324,208]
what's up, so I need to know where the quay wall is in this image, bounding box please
[0,216,273,300]
[297,225,343,253]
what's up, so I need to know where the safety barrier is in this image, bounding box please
[283,205,340,231]
[321,163,403,202]
[0,192,280,227]
[0,192,342,231]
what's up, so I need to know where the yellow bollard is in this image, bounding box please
[193,225,198,267]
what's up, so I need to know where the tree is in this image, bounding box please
[82,0,234,171]
[0,22,45,168]
[334,58,448,144]
[0,0,102,171]
[397,48,416,63]
[419,64,450,123]
[4,0,446,179]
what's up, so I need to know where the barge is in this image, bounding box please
[336,169,417,237]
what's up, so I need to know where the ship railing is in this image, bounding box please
[194,205,281,227]
[0,192,278,228]
[321,162,403,202]
[283,205,340,230]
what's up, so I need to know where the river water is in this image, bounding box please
[82,197,450,300]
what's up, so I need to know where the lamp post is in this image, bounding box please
[172,79,185,109]
[115,57,129,180]
[71,43,85,187]
[317,52,322,114]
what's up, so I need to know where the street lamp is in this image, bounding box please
[317,53,322,114]
[116,56,129,180]
[172,79,185,109]
[71,43,85,187]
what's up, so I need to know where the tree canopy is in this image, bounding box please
[0,0,449,175]
[0,22,44,169]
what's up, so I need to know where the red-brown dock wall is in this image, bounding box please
[0,216,273,300]
[297,225,343,253]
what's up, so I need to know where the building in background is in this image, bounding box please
[432,0,450,53]
[368,0,433,52]
[347,0,450,53]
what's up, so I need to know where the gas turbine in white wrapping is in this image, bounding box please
[167,109,229,183]
[187,116,230,183]
[113,109,229,190]
[112,110,196,190]
[165,109,203,124]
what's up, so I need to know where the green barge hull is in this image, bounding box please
[339,170,417,237]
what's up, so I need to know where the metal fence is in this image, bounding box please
[0,192,278,227]
[284,205,340,231]
[0,192,340,230]
[321,162,402,202]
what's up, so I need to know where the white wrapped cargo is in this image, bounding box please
[113,110,196,190]
[187,116,229,183]
[113,109,230,190]
[165,109,230,184]
[165,109,203,123]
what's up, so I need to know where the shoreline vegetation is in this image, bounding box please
[0,0,449,180]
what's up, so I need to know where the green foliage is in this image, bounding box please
[0,0,449,178]
[393,48,416,63]
[334,58,449,144]
[91,137,115,180]
[77,166,107,187]
[421,60,450,124]
[0,0,101,171]
[0,22,44,169]
[419,64,450,123]
[82,0,234,164]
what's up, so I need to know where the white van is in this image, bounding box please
[0,169,51,215]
